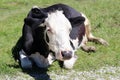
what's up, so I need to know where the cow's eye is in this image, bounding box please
[47,28,51,32]
[46,26,52,33]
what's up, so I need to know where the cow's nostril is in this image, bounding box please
[61,51,72,60]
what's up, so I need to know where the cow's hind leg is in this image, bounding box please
[80,35,96,52]
[87,33,109,46]
[80,13,108,52]
[81,13,109,46]
[29,52,56,68]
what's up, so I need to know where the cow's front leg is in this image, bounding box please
[81,45,96,52]
[30,52,55,68]
[19,49,32,69]
[63,55,77,69]
[80,35,96,52]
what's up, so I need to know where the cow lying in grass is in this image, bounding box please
[12,3,108,69]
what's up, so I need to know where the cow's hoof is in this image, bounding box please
[81,46,96,52]
[88,46,96,52]
[20,57,32,69]
[99,39,109,46]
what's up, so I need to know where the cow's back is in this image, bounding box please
[44,3,81,19]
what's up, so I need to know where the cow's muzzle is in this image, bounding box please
[61,51,72,60]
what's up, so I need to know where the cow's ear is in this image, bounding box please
[31,7,48,19]
[31,6,40,14]
[24,17,45,29]
[24,17,34,26]
[69,16,85,26]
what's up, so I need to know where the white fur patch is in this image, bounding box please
[47,53,56,65]
[32,6,39,9]
[70,38,79,51]
[63,55,78,69]
[81,13,89,26]
[39,23,45,27]
[19,50,32,69]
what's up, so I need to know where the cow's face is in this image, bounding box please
[44,10,74,61]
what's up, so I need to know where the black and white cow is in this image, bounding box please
[12,4,108,69]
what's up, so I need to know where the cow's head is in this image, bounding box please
[44,10,85,62]
[44,10,73,61]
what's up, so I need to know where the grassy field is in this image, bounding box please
[0,0,120,80]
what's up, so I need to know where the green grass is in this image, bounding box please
[0,0,120,79]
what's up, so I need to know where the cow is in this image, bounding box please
[12,3,108,69]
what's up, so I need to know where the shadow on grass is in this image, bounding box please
[23,66,51,80]
[8,64,51,80]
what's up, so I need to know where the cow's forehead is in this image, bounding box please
[45,10,72,30]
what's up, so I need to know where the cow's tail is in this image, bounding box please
[12,37,23,61]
